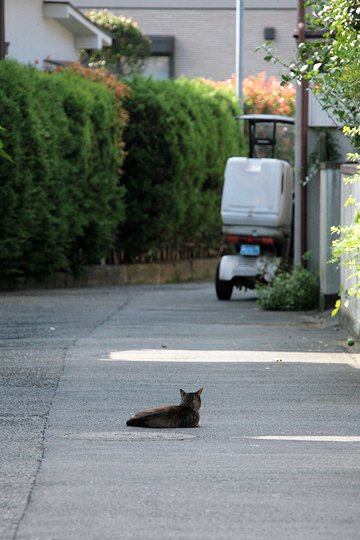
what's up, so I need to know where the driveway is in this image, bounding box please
[0,282,359,539]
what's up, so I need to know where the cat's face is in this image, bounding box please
[179,388,203,410]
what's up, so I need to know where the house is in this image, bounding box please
[74,0,298,81]
[2,0,111,68]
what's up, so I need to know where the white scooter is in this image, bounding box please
[215,114,295,300]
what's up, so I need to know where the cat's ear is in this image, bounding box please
[180,389,186,398]
[196,388,203,396]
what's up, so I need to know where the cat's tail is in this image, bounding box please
[126,414,163,427]
[126,408,178,428]
[126,417,144,427]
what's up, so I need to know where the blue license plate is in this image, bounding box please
[240,244,260,256]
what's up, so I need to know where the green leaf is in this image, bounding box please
[0,142,14,162]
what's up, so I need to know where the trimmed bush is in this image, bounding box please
[256,263,320,311]
[0,61,126,278]
[119,76,245,261]
[0,63,245,277]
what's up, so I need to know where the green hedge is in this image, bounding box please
[0,61,125,278]
[119,76,245,260]
[0,63,245,279]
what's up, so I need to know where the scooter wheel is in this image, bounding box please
[215,262,233,300]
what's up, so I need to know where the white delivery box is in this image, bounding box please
[221,157,293,240]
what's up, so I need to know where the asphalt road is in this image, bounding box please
[0,282,359,540]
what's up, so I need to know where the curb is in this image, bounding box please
[0,259,219,291]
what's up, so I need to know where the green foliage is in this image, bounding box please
[263,0,360,143]
[0,125,13,162]
[262,0,360,314]
[0,62,246,278]
[296,2,360,315]
[299,0,360,131]
[0,60,125,279]
[84,10,151,76]
[330,129,360,315]
[119,76,245,261]
[256,260,320,311]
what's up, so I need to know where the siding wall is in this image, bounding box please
[5,0,79,68]
[308,90,337,128]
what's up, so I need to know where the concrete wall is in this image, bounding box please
[305,128,356,273]
[5,0,79,68]
[75,0,297,80]
[318,163,340,310]
[339,164,360,336]
[0,259,218,291]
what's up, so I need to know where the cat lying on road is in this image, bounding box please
[126,388,203,428]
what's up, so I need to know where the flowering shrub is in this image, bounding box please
[84,10,151,76]
[201,72,295,116]
[243,72,295,116]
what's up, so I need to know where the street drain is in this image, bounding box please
[60,431,197,441]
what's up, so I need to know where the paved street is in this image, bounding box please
[1,281,360,540]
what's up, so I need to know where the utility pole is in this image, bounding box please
[295,0,308,262]
[235,0,244,111]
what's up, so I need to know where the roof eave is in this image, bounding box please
[43,2,112,49]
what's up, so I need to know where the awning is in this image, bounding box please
[43,2,112,49]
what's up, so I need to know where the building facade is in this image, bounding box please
[4,0,111,68]
[74,0,297,80]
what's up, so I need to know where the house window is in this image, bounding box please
[142,35,175,79]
